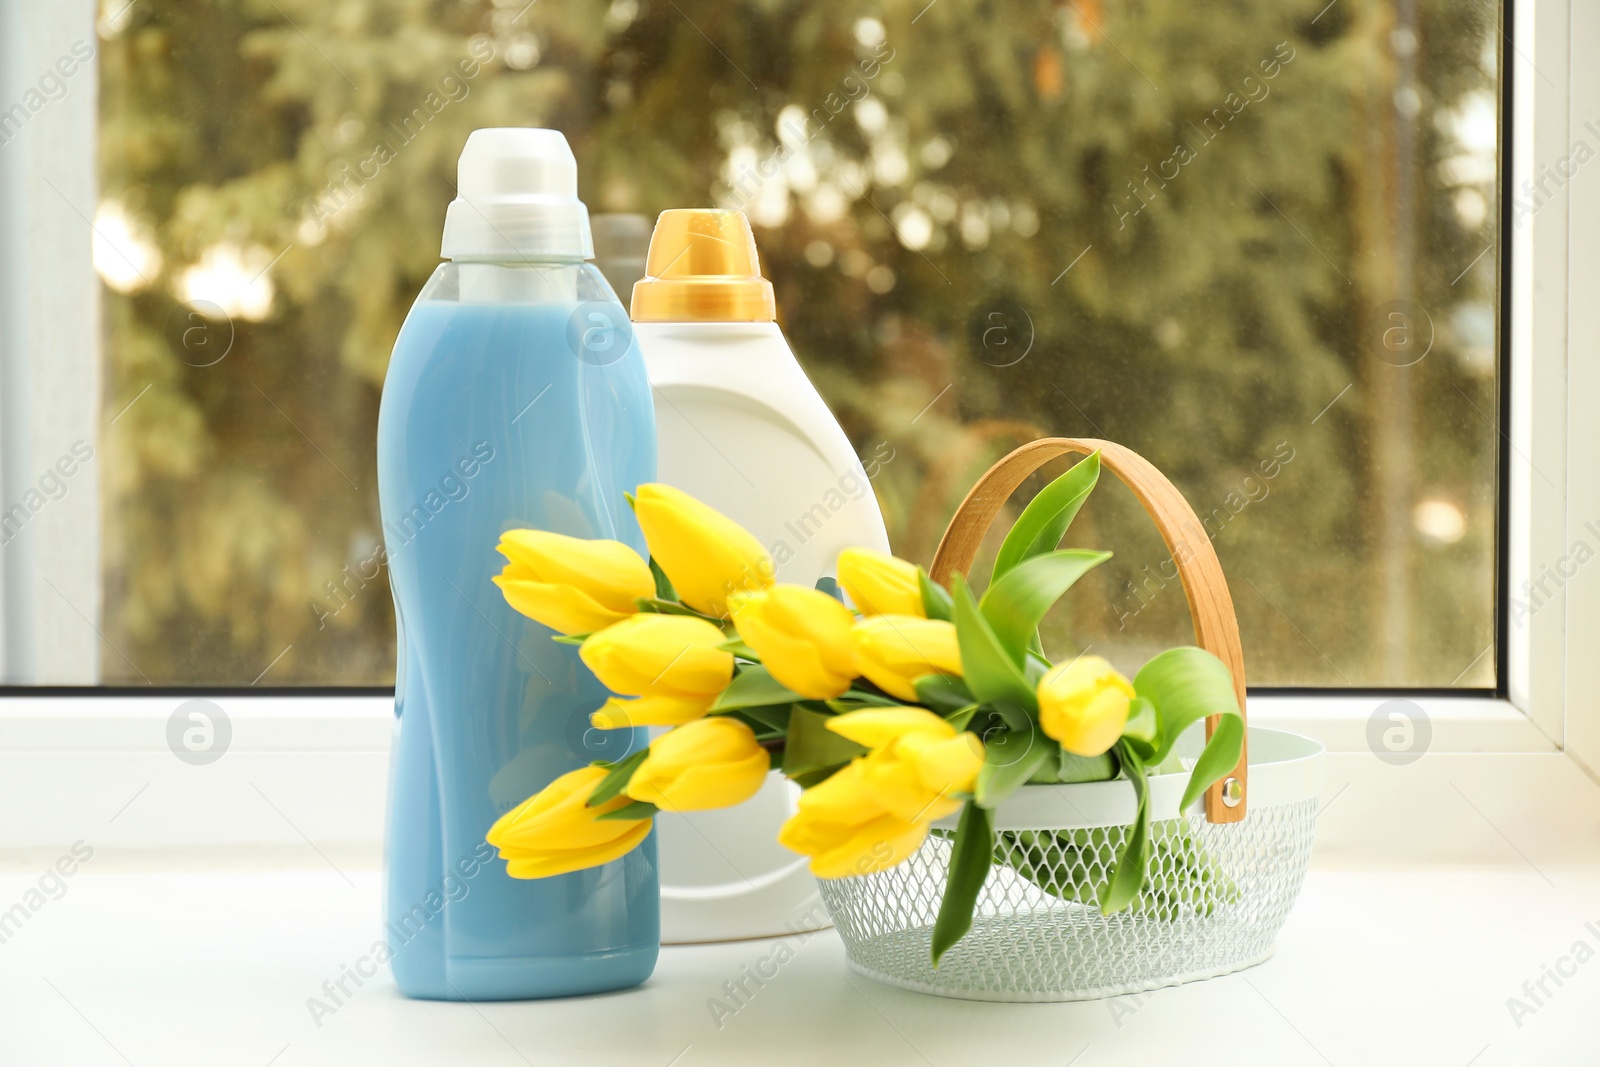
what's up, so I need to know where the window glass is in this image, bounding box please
[94,0,1501,687]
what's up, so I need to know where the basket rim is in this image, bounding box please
[934,726,1324,831]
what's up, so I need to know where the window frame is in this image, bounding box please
[0,0,1594,851]
[0,0,100,687]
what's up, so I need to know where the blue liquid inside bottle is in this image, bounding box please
[377,260,659,1000]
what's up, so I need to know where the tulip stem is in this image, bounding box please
[595,799,657,822]
[586,748,650,808]
[631,596,723,623]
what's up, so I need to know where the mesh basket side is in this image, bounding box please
[819,798,1318,1002]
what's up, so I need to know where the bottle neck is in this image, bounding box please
[452,261,589,304]
[439,195,593,262]
[446,255,589,266]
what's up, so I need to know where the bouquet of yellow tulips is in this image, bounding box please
[485,452,1244,964]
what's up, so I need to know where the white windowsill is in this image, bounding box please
[1251,694,1559,754]
[1,845,1596,1065]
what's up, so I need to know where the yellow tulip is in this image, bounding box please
[487,765,653,879]
[632,483,773,617]
[730,585,858,699]
[493,529,654,635]
[837,547,924,617]
[1037,655,1135,757]
[777,763,934,878]
[828,708,984,823]
[850,615,963,701]
[625,716,771,811]
[823,706,960,749]
[779,708,983,878]
[580,614,734,728]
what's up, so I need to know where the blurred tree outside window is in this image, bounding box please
[92,0,1502,687]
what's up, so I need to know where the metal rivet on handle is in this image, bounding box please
[1220,777,1243,807]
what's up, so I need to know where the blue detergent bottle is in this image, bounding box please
[377,128,659,1000]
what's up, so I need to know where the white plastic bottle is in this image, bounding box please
[631,209,891,943]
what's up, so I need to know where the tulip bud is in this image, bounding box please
[487,765,653,878]
[777,709,984,878]
[580,614,734,728]
[837,547,925,617]
[1037,655,1135,757]
[625,716,771,811]
[850,615,963,701]
[828,708,983,823]
[777,762,934,878]
[632,483,773,618]
[823,706,957,749]
[730,585,858,699]
[493,529,654,635]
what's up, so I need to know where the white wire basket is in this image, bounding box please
[818,437,1325,1002]
[818,726,1323,1001]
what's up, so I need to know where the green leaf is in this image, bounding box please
[845,677,901,702]
[710,666,804,711]
[974,726,1053,808]
[1181,712,1246,811]
[715,638,761,660]
[649,557,676,601]
[993,828,1099,904]
[596,799,658,821]
[1099,741,1152,915]
[1022,742,1114,785]
[825,686,905,711]
[914,673,975,713]
[1133,647,1243,766]
[1057,747,1118,783]
[1123,695,1158,744]
[991,451,1101,583]
[1024,756,1063,784]
[930,800,994,966]
[918,568,954,621]
[999,817,1235,919]
[943,704,980,731]
[551,633,591,646]
[782,704,867,779]
[951,575,1037,728]
[1131,647,1243,809]
[1121,695,1159,760]
[731,704,792,737]
[586,748,650,807]
[979,550,1112,663]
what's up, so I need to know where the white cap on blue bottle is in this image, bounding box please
[441,128,594,262]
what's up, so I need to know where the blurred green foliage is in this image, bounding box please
[97,0,1499,686]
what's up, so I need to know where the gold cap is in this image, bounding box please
[630,209,777,322]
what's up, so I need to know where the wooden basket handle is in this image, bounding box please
[929,438,1249,823]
